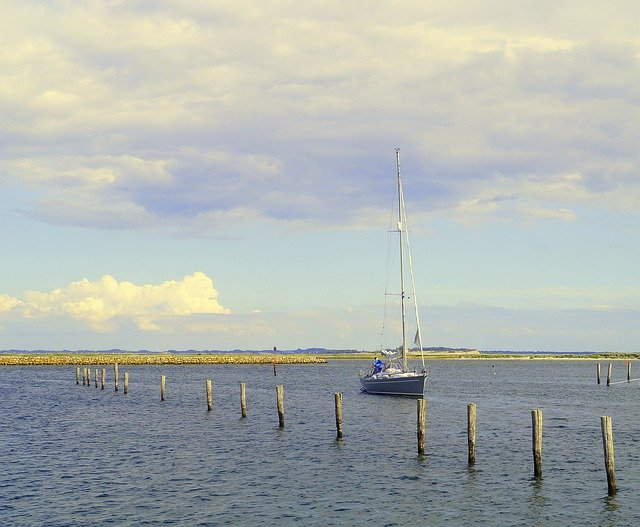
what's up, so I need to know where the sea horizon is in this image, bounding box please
[1,347,637,355]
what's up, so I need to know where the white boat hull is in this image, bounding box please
[360,371,426,396]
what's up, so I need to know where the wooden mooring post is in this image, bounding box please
[606,364,612,387]
[601,415,616,495]
[417,398,426,455]
[114,363,119,392]
[206,380,213,412]
[76,367,80,385]
[532,409,543,478]
[101,368,106,390]
[276,384,285,428]
[627,362,631,382]
[334,392,343,440]
[596,363,601,384]
[240,382,247,418]
[86,368,91,387]
[161,375,166,401]
[468,403,477,465]
[124,372,129,394]
[94,369,98,388]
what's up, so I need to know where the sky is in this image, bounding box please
[0,1,638,352]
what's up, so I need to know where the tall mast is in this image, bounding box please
[396,148,408,371]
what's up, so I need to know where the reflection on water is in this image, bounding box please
[528,478,548,527]
[601,495,621,527]
[1,359,640,526]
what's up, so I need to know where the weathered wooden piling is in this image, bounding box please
[94,369,98,388]
[101,368,106,390]
[206,380,212,412]
[597,363,601,384]
[86,368,91,387]
[273,363,277,376]
[417,398,426,455]
[601,415,616,495]
[114,363,119,392]
[82,368,86,386]
[76,367,80,385]
[627,362,631,382]
[532,409,543,478]
[468,403,477,465]
[276,384,284,428]
[606,364,612,387]
[161,375,166,401]
[334,392,343,439]
[240,382,247,418]
[124,372,129,394]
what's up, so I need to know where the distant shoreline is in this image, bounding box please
[1,350,639,365]
[330,350,640,361]
[0,353,326,366]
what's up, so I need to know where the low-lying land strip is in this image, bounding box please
[321,350,640,360]
[1,350,639,366]
[0,353,326,366]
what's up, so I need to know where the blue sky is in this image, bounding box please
[0,1,638,351]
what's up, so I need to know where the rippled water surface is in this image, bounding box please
[1,359,639,526]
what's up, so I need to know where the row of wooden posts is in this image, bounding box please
[76,366,244,411]
[77,366,127,392]
[76,365,291,437]
[597,361,635,386]
[76,365,617,496]
[423,401,616,496]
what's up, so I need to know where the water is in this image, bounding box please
[1,359,639,526]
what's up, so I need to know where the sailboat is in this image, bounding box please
[359,149,427,396]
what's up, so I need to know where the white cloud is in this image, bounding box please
[4,272,229,332]
[446,169,639,224]
[1,1,638,233]
[0,294,20,313]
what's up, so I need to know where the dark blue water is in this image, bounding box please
[1,359,639,526]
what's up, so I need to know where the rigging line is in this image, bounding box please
[398,169,425,369]
[380,156,402,351]
[382,299,403,353]
[380,209,395,351]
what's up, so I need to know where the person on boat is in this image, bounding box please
[372,358,384,375]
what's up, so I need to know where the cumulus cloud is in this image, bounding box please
[2,272,229,332]
[0,294,21,313]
